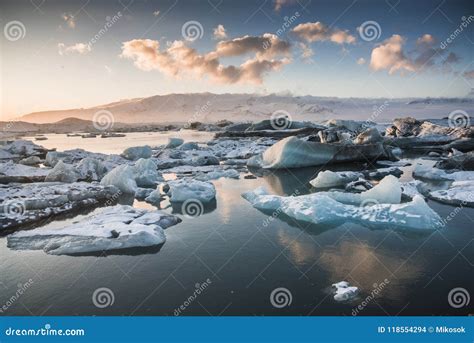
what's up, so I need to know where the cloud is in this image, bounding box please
[61,13,76,29]
[212,34,291,59]
[357,57,366,65]
[213,24,227,40]
[297,43,314,61]
[369,35,416,74]
[273,0,295,11]
[58,43,91,55]
[120,35,290,84]
[291,22,356,44]
[153,10,160,16]
[463,70,474,79]
[370,34,460,75]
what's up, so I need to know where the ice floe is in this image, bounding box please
[0,182,119,230]
[242,177,441,230]
[310,170,362,189]
[45,161,79,183]
[413,165,474,181]
[429,181,474,207]
[164,179,216,203]
[101,165,137,194]
[7,205,181,255]
[332,281,359,301]
[121,145,153,160]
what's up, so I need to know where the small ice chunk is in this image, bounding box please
[164,179,216,203]
[429,180,474,206]
[19,156,41,166]
[132,158,163,187]
[145,189,162,203]
[101,164,137,194]
[76,157,108,181]
[166,138,184,149]
[195,169,240,181]
[44,161,79,183]
[309,170,362,189]
[7,205,181,255]
[121,146,152,161]
[332,281,359,301]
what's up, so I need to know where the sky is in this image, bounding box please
[0,0,473,119]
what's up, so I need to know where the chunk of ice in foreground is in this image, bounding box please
[164,179,216,203]
[7,205,181,255]
[309,170,362,189]
[332,281,359,301]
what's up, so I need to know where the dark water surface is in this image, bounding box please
[0,156,472,316]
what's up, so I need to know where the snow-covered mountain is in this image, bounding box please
[18,93,474,124]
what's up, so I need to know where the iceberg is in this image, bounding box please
[242,179,441,230]
[132,158,163,187]
[0,161,50,183]
[413,165,474,181]
[247,136,392,169]
[44,161,79,183]
[100,165,137,194]
[332,281,359,302]
[0,182,119,230]
[166,138,184,149]
[76,157,108,181]
[309,170,362,189]
[7,205,181,255]
[164,179,216,203]
[121,145,153,161]
[429,181,474,207]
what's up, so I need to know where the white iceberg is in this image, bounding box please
[132,158,163,187]
[164,179,216,203]
[247,136,391,169]
[413,165,474,181]
[76,157,108,181]
[332,281,359,301]
[145,189,162,203]
[166,138,184,149]
[429,181,474,207]
[242,178,441,230]
[100,165,137,194]
[195,169,240,181]
[7,205,181,255]
[121,145,152,161]
[0,161,50,178]
[44,161,79,183]
[309,170,362,189]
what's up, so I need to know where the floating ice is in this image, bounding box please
[0,161,50,178]
[310,170,362,189]
[413,165,474,181]
[7,205,181,255]
[164,179,216,203]
[100,165,137,194]
[121,145,152,161]
[242,178,441,230]
[429,181,474,207]
[76,157,108,181]
[145,189,162,203]
[132,158,163,187]
[195,169,240,181]
[0,182,119,230]
[45,161,79,183]
[166,138,184,149]
[332,281,359,301]
[247,137,391,169]
[19,156,42,166]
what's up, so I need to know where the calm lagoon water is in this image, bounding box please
[0,134,472,316]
